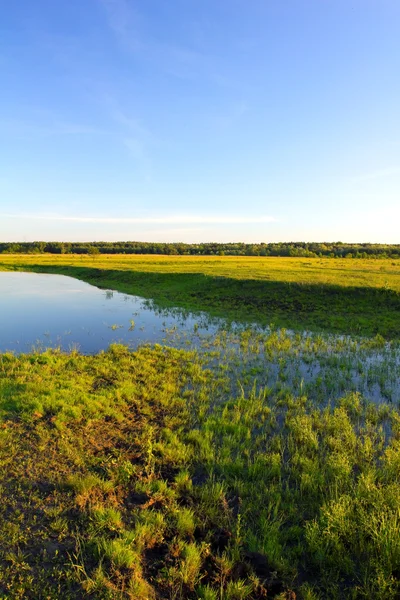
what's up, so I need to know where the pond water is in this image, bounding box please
[0,272,216,353]
[1,272,399,405]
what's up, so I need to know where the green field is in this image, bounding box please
[1,255,400,599]
[1,254,399,337]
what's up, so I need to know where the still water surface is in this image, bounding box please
[1,272,399,405]
[0,272,215,353]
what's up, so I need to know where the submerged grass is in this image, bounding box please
[1,339,400,598]
[0,254,399,337]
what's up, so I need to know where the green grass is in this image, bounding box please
[1,254,400,597]
[1,338,400,599]
[0,254,399,337]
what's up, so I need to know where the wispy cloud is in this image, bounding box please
[110,108,153,139]
[0,117,109,138]
[211,102,248,130]
[352,166,400,182]
[98,0,232,87]
[123,137,145,160]
[96,98,157,179]
[1,213,277,225]
[99,0,142,52]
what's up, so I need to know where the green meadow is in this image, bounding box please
[0,255,400,599]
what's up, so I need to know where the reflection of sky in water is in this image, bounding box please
[1,272,399,406]
[0,272,218,354]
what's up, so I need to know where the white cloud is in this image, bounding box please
[0,117,109,138]
[98,0,231,88]
[1,213,277,225]
[123,138,145,159]
[352,166,400,182]
[99,0,142,52]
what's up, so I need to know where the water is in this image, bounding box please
[1,272,399,405]
[0,272,217,353]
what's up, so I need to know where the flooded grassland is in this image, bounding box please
[0,267,399,599]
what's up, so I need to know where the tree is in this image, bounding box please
[88,246,100,258]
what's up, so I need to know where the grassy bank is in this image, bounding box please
[1,342,400,599]
[0,255,399,337]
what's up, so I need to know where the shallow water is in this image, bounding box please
[0,272,217,353]
[1,272,399,406]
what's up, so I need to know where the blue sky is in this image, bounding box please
[0,0,399,243]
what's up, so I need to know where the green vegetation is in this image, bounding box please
[1,240,400,258]
[1,255,400,598]
[0,254,399,337]
[1,334,400,599]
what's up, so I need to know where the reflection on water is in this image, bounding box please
[1,272,399,406]
[0,272,219,354]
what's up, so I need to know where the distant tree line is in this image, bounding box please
[0,241,399,258]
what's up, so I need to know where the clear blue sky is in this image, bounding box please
[1,0,399,243]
